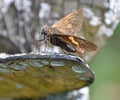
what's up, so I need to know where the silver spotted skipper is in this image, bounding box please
[38,9,97,54]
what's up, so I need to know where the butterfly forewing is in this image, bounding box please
[51,9,84,36]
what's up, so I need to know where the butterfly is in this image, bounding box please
[37,9,97,55]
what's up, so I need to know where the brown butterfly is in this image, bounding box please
[38,9,97,54]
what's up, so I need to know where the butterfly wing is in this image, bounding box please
[51,34,97,54]
[51,9,84,36]
[49,9,97,54]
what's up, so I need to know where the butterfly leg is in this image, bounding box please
[45,36,53,54]
[61,48,73,55]
[44,37,50,54]
[35,35,47,53]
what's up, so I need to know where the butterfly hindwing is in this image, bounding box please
[50,34,97,54]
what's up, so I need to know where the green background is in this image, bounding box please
[90,23,120,100]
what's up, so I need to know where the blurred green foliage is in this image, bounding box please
[90,22,120,100]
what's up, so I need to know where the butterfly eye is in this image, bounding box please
[41,30,47,35]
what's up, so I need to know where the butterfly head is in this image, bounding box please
[41,25,50,36]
